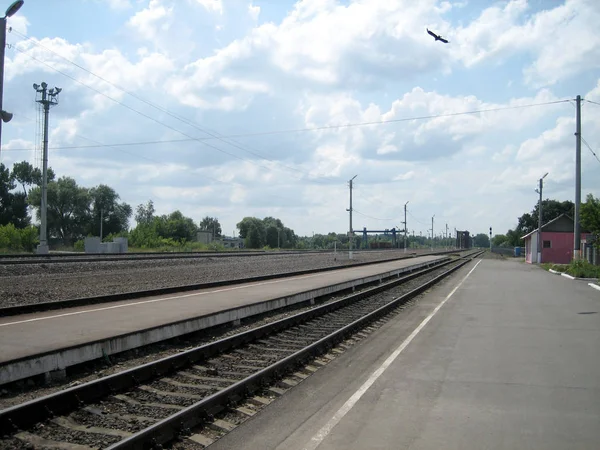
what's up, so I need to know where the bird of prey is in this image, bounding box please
[427,28,449,44]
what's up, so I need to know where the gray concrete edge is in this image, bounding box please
[0,258,446,385]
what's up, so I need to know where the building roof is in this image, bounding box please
[521,214,574,240]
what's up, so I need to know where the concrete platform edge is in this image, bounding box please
[0,258,445,385]
[588,282,600,292]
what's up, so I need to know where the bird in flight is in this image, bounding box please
[427,28,449,44]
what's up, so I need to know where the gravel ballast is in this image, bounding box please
[0,250,438,308]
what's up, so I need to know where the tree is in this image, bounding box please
[199,216,222,238]
[88,184,132,239]
[516,200,574,236]
[581,193,600,240]
[491,234,508,247]
[135,200,155,225]
[155,210,198,242]
[10,161,55,197]
[473,233,490,248]
[0,163,30,228]
[246,221,263,249]
[29,176,91,245]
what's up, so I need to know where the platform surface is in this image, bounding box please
[0,255,443,364]
[210,258,600,450]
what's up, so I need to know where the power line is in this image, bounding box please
[584,99,600,107]
[408,210,429,226]
[353,209,395,222]
[3,97,573,153]
[9,44,320,182]
[581,135,600,164]
[8,29,337,184]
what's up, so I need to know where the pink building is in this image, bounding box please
[522,215,587,264]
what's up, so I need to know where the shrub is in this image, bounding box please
[566,260,600,279]
[74,239,85,252]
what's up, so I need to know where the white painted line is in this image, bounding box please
[588,283,600,292]
[302,259,483,450]
[0,258,438,328]
[549,269,560,275]
[561,273,576,280]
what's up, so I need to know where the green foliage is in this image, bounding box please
[10,160,55,197]
[581,194,600,239]
[0,163,30,228]
[473,233,490,247]
[237,216,297,249]
[0,224,39,252]
[199,216,222,237]
[88,184,132,238]
[29,176,91,245]
[566,260,600,279]
[135,200,155,225]
[74,239,85,252]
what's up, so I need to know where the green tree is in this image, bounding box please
[88,184,132,239]
[473,233,490,248]
[491,234,508,247]
[0,163,30,228]
[135,200,155,225]
[246,221,263,249]
[10,161,55,197]
[581,193,600,240]
[199,216,222,238]
[29,176,91,245]
[516,199,574,236]
[155,210,198,242]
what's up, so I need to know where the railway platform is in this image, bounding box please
[210,258,600,450]
[0,254,446,385]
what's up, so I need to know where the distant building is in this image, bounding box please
[522,214,588,264]
[197,231,213,244]
[220,236,244,249]
[455,230,471,249]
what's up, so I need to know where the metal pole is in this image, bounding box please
[403,201,408,253]
[537,178,543,263]
[0,17,6,158]
[348,175,357,259]
[38,91,49,254]
[432,216,435,250]
[100,208,103,241]
[574,95,581,260]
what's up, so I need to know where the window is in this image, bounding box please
[543,240,551,248]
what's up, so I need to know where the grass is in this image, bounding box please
[541,260,600,279]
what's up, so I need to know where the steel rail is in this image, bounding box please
[108,252,482,449]
[0,250,463,317]
[0,254,483,435]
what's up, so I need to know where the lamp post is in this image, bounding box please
[0,1,24,158]
[535,172,548,264]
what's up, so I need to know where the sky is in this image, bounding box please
[1,0,599,239]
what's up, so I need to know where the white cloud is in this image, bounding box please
[248,3,260,21]
[195,0,223,15]
[103,0,132,10]
[127,0,173,42]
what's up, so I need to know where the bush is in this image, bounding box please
[566,260,600,279]
[74,239,85,252]
[0,224,39,252]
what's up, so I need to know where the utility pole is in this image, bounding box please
[431,215,435,250]
[403,201,409,253]
[574,95,581,260]
[0,1,25,158]
[445,223,448,249]
[100,208,103,242]
[536,172,548,263]
[347,175,357,259]
[34,82,61,254]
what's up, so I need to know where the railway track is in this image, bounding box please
[0,248,459,265]
[0,250,482,450]
[0,249,464,316]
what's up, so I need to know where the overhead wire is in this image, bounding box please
[581,135,600,164]
[352,209,396,222]
[8,29,338,185]
[584,99,600,107]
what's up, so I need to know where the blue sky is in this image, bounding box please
[1,0,599,238]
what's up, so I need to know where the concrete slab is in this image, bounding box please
[210,259,600,450]
[0,255,444,385]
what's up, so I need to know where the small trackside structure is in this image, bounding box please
[522,214,587,264]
